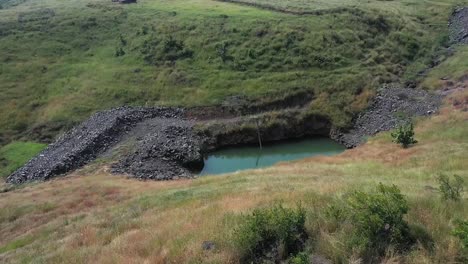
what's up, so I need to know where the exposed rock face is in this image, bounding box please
[331,85,442,148]
[6,107,185,184]
[449,7,468,44]
[198,110,331,152]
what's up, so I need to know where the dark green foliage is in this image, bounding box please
[289,251,310,264]
[408,223,434,251]
[115,47,125,57]
[391,123,417,148]
[452,220,468,250]
[216,41,232,63]
[233,204,307,262]
[141,35,193,65]
[437,174,464,201]
[119,34,127,46]
[343,184,415,260]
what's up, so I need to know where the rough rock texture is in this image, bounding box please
[6,107,183,184]
[449,7,468,44]
[331,85,442,148]
[199,110,331,152]
[111,117,203,180]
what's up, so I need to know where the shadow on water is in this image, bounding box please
[200,137,345,175]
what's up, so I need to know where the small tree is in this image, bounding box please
[391,123,417,148]
[437,174,464,201]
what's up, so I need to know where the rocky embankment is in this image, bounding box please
[331,85,442,148]
[450,7,468,44]
[7,84,443,183]
[6,107,193,184]
[6,96,324,183]
[111,116,203,180]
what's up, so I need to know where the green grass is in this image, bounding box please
[422,45,468,90]
[0,0,466,145]
[0,141,46,178]
[0,235,35,254]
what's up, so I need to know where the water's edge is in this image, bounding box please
[200,137,345,175]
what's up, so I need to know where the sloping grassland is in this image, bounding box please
[0,0,464,145]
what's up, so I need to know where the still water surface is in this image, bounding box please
[200,138,345,175]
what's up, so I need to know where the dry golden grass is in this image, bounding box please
[0,89,467,263]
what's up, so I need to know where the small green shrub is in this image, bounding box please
[233,203,306,262]
[345,184,414,259]
[437,174,464,201]
[391,123,417,148]
[452,220,468,250]
[289,251,310,264]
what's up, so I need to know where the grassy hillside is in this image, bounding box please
[0,0,465,145]
[0,141,46,178]
[0,79,466,263]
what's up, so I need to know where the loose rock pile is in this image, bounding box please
[6,107,185,184]
[111,117,204,180]
[331,85,442,148]
[449,7,468,44]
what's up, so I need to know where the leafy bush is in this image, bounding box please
[452,220,468,250]
[437,174,464,201]
[233,204,307,262]
[289,251,310,264]
[391,123,417,148]
[345,184,414,259]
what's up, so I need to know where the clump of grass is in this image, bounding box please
[437,174,464,201]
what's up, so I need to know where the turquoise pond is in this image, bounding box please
[199,138,345,175]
